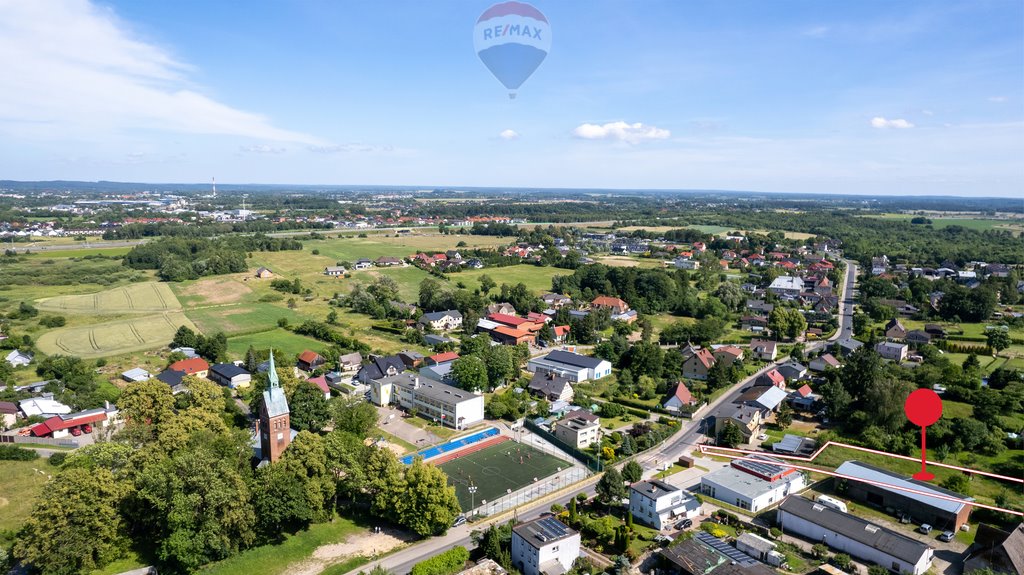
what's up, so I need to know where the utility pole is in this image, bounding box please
[468,484,477,516]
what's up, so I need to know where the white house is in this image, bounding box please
[629,479,702,530]
[511,515,581,575]
[5,350,32,367]
[700,456,807,512]
[324,266,346,276]
[778,496,934,575]
[527,350,612,383]
[663,382,697,413]
[749,340,778,361]
[552,409,601,449]
[353,259,373,270]
[372,372,483,429]
[19,397,72,418]
[875,341,908,362]
[418,310,463,332]
[121,367,152,383]
[769,276,804,297]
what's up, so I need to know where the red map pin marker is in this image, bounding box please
[905,388,943,481]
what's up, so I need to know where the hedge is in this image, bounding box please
[409,546,469,575]
[0,445,40,461]
[610,397,670,415]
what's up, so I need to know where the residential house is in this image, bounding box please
[527,351,612,382]
[371,373,483,429]
[737,385,789,414]
[674,257,700,270]
[834,338,863,356]
[813,276,833,296]
[486,302,517,316]
[305,375,332,400]
[5,350,32,367]
[875,341,908,362]
[353,258,373,270]
[0,401,17,429]
[700,456,806,512]
[552,325,570,344]
[713,346,744,367]
[683,349,716,381]
[255,267,273,279]
[777,496,933,575]
[527,370,574,403]
[465,258,485,269]
[511,515,581,575]
[663,382,698,413]
[552,409,601,449]
[629,479,702,530]
[809,354,841,372]
[788,384,819,411]
[19,397,71,418]
[337,352,363,372]
[374,256,404,267]
[835,460,972,531]
[297,350,325,372]
[426,351,459,366]
[156,369,189,394]
[324,266,346,276]
[748,340,778,361]
[746,300,774,314]
[424,334,455,348]
[741,315,769,332]
[209,363,252,389]
[906,330,932,345]
[121,367,152,382]
[541,293,572,309]
[884,318,907,340]
[356,355,406,383]
[754,369,786,388]
[769,276,804,297]
[591,296,630,315]
[492,325,536,346]
[924,323,947,337]
[418,310,464,331]
[776,361,808,382]
[712,404,763,443]
[168,358,209,378]
[397,350,425,369]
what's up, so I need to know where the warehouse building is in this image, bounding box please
[778,496,933,575]
[835,461,972,531]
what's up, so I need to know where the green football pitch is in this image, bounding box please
[438,441,569,511]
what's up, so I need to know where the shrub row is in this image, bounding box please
[0,445,40,461]
[409,546,469,575]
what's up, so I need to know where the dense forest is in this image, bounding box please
[122,235,303,281]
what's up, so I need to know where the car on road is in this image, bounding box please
[918,523,932,534]
[938,531,955,542]
[70,427,82,436]
[82,423,93,433]
[452,515,466,527]
[674,519,693,530]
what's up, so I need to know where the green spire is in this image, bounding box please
[268,349,279,389]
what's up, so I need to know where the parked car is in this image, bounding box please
[70,427,82,436]
[675,518,693,530]
[938,531,955,542]
[452,515,466,527]
[82,423,93,433]
[918,524,932,534]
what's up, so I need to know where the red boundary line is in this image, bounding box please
[699,445,1023,517]
[431,435,510,466]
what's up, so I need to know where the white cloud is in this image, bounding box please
[988,96,1008,103]
[0,0,324,144]
[307,143,394,153]
[240,145,287,154]
[870,117,914,129]
[572,121,670,144]
[499,129,520,140]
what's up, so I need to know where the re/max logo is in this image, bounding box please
[482,24,543,41]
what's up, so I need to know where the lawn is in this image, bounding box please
[199,517,365,575]
[0,459,49,537]
[227,329,328,358]
[455,265,568,295]
[186,303,303,336]
[438,440,570,511]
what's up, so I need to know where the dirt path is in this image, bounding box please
[286,528,414,575]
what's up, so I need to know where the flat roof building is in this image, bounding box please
[701,456,807,512]
[511,515,580,575]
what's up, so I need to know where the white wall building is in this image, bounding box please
[511,515,581,575]
[527,350,612,383]
[372,373,483,429]
[700,457,807,512]
[768,276,804,297]
[778,496,933,575]
[629,480,702,530]
[552,410,601,449]
[875,341,908,361]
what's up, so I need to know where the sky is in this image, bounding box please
[0,0,1022,197]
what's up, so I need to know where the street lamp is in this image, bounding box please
[468,484,478,516]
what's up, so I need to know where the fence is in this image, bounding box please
[523,418,602,472]
[0,435,79,448]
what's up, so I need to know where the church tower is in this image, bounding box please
[259,350,291,462]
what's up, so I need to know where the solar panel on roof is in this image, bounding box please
[695,532,756,565]
[535,516,569,540]
[733,457,790,477]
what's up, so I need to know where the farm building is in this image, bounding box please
[209,363,252,389]
[835,461,973,531]
[121,367,152,382]
[297,350,325,371]
[778,496,933,575]
[156,369,189,394]
[168,358,209,377]
[700,456,806,512]
[30,406,116,438]
[255,267,273,279]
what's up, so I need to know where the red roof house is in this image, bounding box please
[168,358,209,376]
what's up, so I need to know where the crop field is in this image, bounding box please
[868,214,1024,236]
[438,440,568,511]
[36,312,197,358]
[302,233,509,264]
[36,281,180,314]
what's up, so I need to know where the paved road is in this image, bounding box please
[808,258,858,353]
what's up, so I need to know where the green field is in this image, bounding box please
[36,282,181,314]
[438,440,569,511]
[227,329,327,358]
[27,247,133,258]
[455,265,568,294]
[36,312,197,358]
[199,517,365,575]
[186,303,304,337]
[0,459,49,536]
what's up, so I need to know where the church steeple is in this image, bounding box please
[268,349,279,389]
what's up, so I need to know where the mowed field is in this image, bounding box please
[455,265,567,294]
[0,459,52,534]
[36,311,197,358]
[36,281,180,314]
[226,329,327,358]
[438,441,568,511]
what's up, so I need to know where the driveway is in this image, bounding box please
[375,405,441,447]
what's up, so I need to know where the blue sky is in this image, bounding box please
[0,0,1021,196]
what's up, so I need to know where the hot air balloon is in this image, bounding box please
[474,1,550,99]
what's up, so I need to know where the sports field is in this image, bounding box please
[438,441,569,511]
[36,312,197,358]
[36,282,181,314]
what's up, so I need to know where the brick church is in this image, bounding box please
[257,350,292,463]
